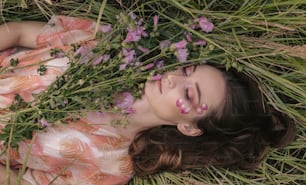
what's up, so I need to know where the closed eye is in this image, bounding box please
[185,88,191,102]
[182,67,188,76]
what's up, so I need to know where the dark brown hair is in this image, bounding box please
[129,66,296,176]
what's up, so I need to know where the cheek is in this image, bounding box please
[145,82,189,122]
[152,95,182,121]
[155,97,178,115]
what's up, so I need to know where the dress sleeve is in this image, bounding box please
[36,15,97,47]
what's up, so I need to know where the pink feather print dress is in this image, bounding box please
[0,16,134,185]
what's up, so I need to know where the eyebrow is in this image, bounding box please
[195,82,201,105]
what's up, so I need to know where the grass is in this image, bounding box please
[0,0,305,184]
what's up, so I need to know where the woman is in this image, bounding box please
[0,16,295,185]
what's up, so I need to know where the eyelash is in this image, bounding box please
[182,67,188,76]
[185,88,191,102]
[182,67,191,102]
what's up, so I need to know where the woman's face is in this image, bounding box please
[144,65,226,124]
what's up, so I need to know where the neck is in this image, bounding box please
[86,96,169,141]
[115,97,168,139]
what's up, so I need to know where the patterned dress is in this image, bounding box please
[0,16,134,185]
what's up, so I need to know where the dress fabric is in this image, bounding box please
[0,16,134,185]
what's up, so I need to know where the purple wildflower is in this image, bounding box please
[93,56,104,66]
[114,92,135,111]
[119,63,128,70]
[124,25,147,43]
[93,54,110,65]
[136,18,144,26]
[122,49,135,64]
[79,50,95,64]
[120,49,135,70]
[102,54,110,61]
[193,40,207,46]
[54,51,65,58]
[190,24,197,30]
[134,60,141,66]
[137,46,150,54]
[75,46,84,56]
[39,119,51,127]
[185,32,193,42]
[100,24,112,33]
[128,12,137,20]
[195,17,214,33]
[155,60,164,68]
[142,63,155,70]
[176,48,188,62]
[172,40,187,49]
[63,99,68,104]
[153,15,159,30]
[160,40,171,50]
[125,29,141,43]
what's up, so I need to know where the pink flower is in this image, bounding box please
[190,24,197,30]
[153,15,159,30]
[172,40,187,49]
[100,24,112,33]
[124,26,147,43]
[120,49,135,70]
[193,40,207,46]
[39,119,51,127]
[136,18,144,26]
[155,60,164,68]
[119,63,128,70]
[137,46,150,54]
[176,48,188,62]
[122,49,135,64]
[160,40,171,50]
[79,50,95,64]
[142,63,155,70]
[124,30,140,43]
[75,46,84,56]
[103,54,110,61]
[93,54,110,65]
[195,17,214,33]
[128,12,137,20]
[185,32,193,42]
[114,92,135,111]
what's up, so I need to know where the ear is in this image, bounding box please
[177,122,203,137]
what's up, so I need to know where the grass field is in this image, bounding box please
[0,0,305,184]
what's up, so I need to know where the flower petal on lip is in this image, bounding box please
[150,74,162,81]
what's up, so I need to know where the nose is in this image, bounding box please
[167,74,184,88]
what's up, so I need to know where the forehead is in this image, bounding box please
[193,65,226,112]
